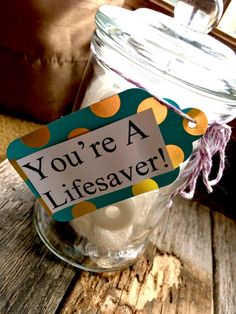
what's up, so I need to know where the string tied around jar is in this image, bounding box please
[166,122,232,207]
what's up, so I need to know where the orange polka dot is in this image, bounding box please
[10,160,28,181]
[21,126,50,148]
[183,109,208,136]
[166,145,185,169]
[68,128,90,139]
[137,97,168,124]
[132,179,159,196]
[38,197,52,216]
[72,201,97,218]
[90,95,121,118]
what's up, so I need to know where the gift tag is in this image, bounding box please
[7,88,208,221]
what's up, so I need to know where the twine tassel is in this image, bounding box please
[167,123,232,207]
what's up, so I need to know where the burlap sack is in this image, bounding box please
[0,0,124,122]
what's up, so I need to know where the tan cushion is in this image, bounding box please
[0,0,124,123]
[0,114,41,161]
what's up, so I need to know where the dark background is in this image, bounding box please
[195,119,235,220]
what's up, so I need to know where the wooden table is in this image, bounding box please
[0,159,235,314]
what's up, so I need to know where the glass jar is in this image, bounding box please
[34,4,236,272]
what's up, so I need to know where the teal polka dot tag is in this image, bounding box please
[7,88,208,222]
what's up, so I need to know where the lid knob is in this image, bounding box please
[174,0,223,33]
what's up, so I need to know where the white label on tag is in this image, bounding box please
[17,110,173,213]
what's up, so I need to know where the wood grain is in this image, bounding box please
[0,160,76,314]
[212,212,236,314]
[60,197,213,314]
[153,198,213,314]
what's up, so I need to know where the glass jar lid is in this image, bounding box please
[93,5,236,103]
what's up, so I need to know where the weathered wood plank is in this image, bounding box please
[153,198,213,314]
[212,212,236,314]
[59,251,182,314]
[0,160,76,314]
[59,197,213,314]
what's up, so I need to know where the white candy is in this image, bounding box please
[93,224,133,250]
[91,198,137,231]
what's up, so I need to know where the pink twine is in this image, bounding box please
[167,122,232,207]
